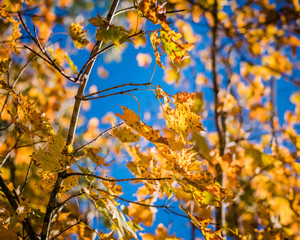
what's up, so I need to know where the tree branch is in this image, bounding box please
[0,175,38,240]
[18,13,76,82]
[74,122,124,153]
[82,88,145,101]
[64,172,172,182]
[41,2,121,239]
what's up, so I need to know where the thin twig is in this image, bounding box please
[115,195,189,218]
[50,220,82,240]
[74,122,124,153]
[0,133,22,168]
[64,172,172,182]
[75,30,144,82]
[82,88,144,101]
[16,141,46,149]
[83,82,151,98]
[18,13,76,82]
[20,159,33,194]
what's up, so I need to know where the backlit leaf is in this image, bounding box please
[116,106,168,144]
[89,13,134,45]
[69,23,89,49]
[32,132,72,173]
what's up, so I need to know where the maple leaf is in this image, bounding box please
[84,147,112,167]
[160,30,194,64]
[59,175,79,197]
[150,29,194,68]
[136,0,167,25]
[116,106,168,144]
[89,13,134,45]
[69,23,89,49]
[150,30,164,69]
[36,171,56,193]
[128,201,154,227]
[32,132,72,173]
[84,188,138,239]
[112,125,140,142]
[163,93,205,144]
[2,86,55,136]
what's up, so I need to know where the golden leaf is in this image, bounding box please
[116,106,168,144]
[85,147,111,167]
[32,132,72,173]
[69,23,89,49]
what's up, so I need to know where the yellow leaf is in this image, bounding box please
[136,0,167,25]
[85,147,111,167]
[160,29,194,64]
[69,23,89,49]
[165,100,205,144]
[116,106,168,144]
[128,202,154,227]
[32,132,71,173]
[150,30,164,69]
[112,125,140,142]
[59,175,79,197]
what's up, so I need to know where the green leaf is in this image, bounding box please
[65,53,78,74]
[95,26,133,45]
[89,13,134,45]
[191,186,220,207]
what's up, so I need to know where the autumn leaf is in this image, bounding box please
[163,92,205,144]
[116,106,168,144]
[2,86,55,136]
[84,147,112,167]
[65,53,78,74]
[150,29,193,69]
[160,29,194,64]
[69,23,89,49]
[128,201,154,227]
[136,0,167,25]
[59,175,79,197]
[84,188,138,239]
[112,125,140,142]
[150,30,164,69]
[140,223,180,239]
[32,132,72,173]
[89,13,134,45]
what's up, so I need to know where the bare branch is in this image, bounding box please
[64,172,172,182]
[50,220,82,240]
[83,82,151,98]
[82,88,145,101]
[74,122,124,153]
[18,13,76,82]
